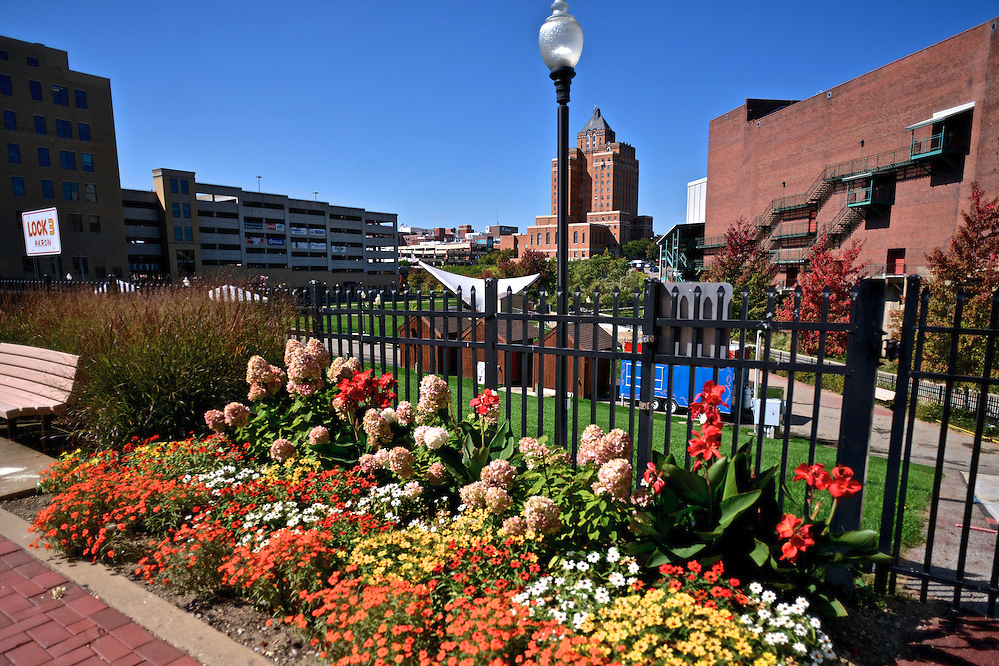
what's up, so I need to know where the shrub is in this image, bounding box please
[0,284,293,448]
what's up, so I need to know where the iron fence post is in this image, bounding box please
[636,279,659,474]
[834,279,885,534]
[484,278,498,390]
[310,280,324,342]
[876,275,921,591]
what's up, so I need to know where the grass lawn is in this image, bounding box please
[382,367,934,551]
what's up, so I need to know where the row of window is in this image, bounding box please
[8,144,94,172]
[0,74,87,108]
[10,176,98,201]
[169,177,190,195]
[65,213,102,233]
[171,202,192,218]
[173,226,194,242]
[2,110,91,140]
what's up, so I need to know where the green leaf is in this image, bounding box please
[749,539,770,566]
[661,465,710,505]
[717,490,762,530]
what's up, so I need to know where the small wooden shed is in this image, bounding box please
[531,322,616,398]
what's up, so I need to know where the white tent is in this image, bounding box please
[93,279,137,293]
[416,261,540,312]
[208,285,268,302]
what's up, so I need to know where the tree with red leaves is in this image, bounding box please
[919,182,999,375]
[776,233,866,357]
[704,217,776,320]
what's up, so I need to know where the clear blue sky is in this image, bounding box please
[5,1,997,236]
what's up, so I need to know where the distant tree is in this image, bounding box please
[623,238,653,261]
[568,252,645,308]
[776,234,866,357]
[917,182,999,375]
[703,217,776,320]
[497,249,556,302]
[477,248,515,266]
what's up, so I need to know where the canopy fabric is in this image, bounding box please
[416,261,540,311]
[905,101,975,131]
[208,285,268,302]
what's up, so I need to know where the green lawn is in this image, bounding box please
[381,367,933,551]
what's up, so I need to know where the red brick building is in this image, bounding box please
[521,107,653,260]
[704,17,999,291]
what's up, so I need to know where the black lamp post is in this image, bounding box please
[540,0,582,452]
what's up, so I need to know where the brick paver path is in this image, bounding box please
[0,537,201,666]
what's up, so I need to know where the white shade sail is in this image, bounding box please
[416,261,540,311]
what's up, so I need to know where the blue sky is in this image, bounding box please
[5,1,997,236]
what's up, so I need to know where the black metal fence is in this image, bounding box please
[878,275,999,616]
[5,272,996,616]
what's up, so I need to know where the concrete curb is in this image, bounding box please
[0,507,271,666]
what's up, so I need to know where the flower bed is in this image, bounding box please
[30,339,889,665]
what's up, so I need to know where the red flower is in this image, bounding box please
[687,423,722,468]
[792,463,831,490]
[775,513,802,539]
[693,381,729,411]
[643,462,666,495]
[779,523,815,563]
[469,388,500,416]
[828,465,863,498]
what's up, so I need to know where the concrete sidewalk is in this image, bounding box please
[0,437,269,666]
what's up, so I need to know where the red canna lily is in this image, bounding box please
[827,465,863,498]
[775,513,803,539]
[643,462,666,495]
[779,522,815,563]
[792,462,832,490]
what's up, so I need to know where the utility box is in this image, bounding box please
[752,397,785,439]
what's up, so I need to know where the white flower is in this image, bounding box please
[793,623,808,637]
[594,587,610,604]
[576,561,590,573]
[562,560,575,571]
[761,589,777,604]
[572,612,588,629]
[749,582,763,595]
[627,561,640,575]
[574,579,593,591]
[810,617,822,629]
[793,642,807,654]
[553,577,565,586]
[608,572,626,587]
[381,407,397,423]
[424,426,449,450]
[587,551,601,563]
[757,609,772,621]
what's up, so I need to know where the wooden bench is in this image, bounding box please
[0,343,79,439]
[874,386,896,403]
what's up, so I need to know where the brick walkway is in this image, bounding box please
[0,537,201,666]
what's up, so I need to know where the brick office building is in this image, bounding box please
[0,35,128,279]
[521,107,653,260]
[703,17,999,291]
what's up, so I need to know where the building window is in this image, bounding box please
[573,231,578,243]
[59,150,75,170]
[172,202,181,217]
[55,119,72,138]
[33,114,46,134]
[89,215,101,232]
[184,227,193,241]
[0,75,11,96]
[180,179,189,194]
[81,153,93,172]
[37,147,49,167]
[3,110,13,130]
[74,89,87,109]
[182,203,191,218]
[582,232,585,243]
[85,183,97,202]
[170,178,178,194]
[174,226,183,241]
[546,232,550,245]
[63,181,78,200]
[537,233,541,245]
[12,176,24,196]
[0,50,6,60]
[8,143,20,164]
[41,179,53,199]
[51,85,69,105]
[67,213,83,232]
[78,123,90,141]
[26,56,39,67]
[29,80,41,100]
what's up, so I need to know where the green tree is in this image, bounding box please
[776,234,866,356]
[918,182,999,375]
[703,218,776,320]
[477,248,515,265]
[568,252,645,308]
[497,249,556,302]
[623,238,653,261]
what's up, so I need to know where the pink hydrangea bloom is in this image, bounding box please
[305,338,330,370]
[459,481,489,508]
[481,459,517,490]
[362,409,392,447]
[426,462,448,486]
[416,375,451,421]
[204,409,226,434]
[523,496,560,536]
[577,425,633,466]
[386,447,415,478]
[270,438,296,462]
[519,437,569,469]
[484,486,513,515]
[500,516,527,537]
[592,458,633,502]
[223,402,250,429]
[413,425,429,448]
[357,454,380,475]
[403,481,423,498]
[395,401,415,426]
[308,426,330,447]
[423,426,449,450]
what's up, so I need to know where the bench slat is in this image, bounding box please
[0,356,78,382]
[0,344,79,432]
[0,343,79,368]
[0,381,68,407]
[0,368,75,398]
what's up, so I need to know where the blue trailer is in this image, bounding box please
[618,360,736,414]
